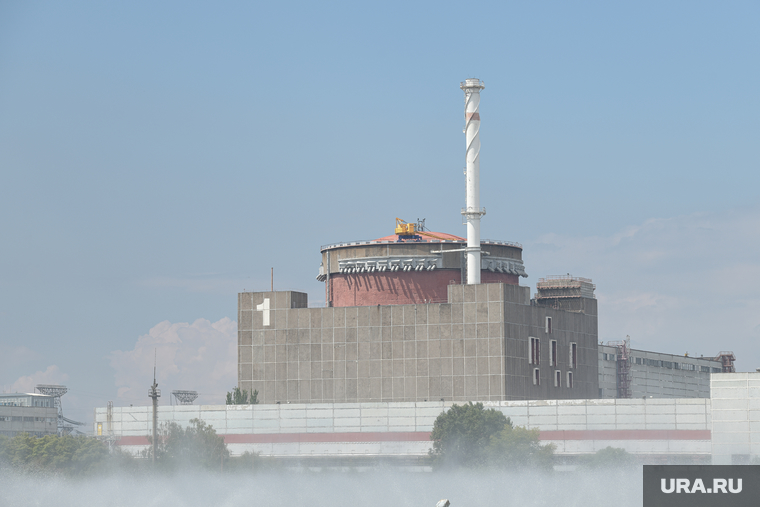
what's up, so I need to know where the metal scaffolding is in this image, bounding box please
[714,351,736,373]
[34,384,84,434]
[607,337,632,399]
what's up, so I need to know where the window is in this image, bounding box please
[567,371,574,388]
[533,368,540,386]
[529,337,540,365]
[701,366,710,373]
[545,316,552,334]
[550,340,557,366]
[569,342,577,369]
[712,367,722,373]
[554,370,561,387]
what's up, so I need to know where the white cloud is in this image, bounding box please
[10,365,69,394]
[525,206,760,371]
[110,317,237,406]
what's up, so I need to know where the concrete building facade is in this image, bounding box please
[0,393,58,438]
[598,345,724,399]
[238,282,598,404]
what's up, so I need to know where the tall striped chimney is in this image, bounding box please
[460,78,486,285]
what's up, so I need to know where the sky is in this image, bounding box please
[1,1,759,428]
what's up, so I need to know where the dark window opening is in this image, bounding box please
[530,337,540,365]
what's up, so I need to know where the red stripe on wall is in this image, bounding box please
[539,430,711,441]
[116,429,710,446]
[118,436,150,445]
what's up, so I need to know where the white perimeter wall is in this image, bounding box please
[95,398,711,457]
[711,373,760,464]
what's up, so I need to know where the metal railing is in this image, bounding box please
[320,238,522,251]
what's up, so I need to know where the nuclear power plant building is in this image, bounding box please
[237,78,599,404]
[238,235,599,403]
[99,78,750,464]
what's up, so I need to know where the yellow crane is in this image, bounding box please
[394,218,449,241]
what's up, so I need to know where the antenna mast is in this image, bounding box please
[148,351,161,464]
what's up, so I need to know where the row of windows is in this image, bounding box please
[0,416,54,423]
[603,354,721,373]
[0,399,52,408]
[529,338,577,369]
[532,368,573,388]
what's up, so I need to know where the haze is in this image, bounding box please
[1,1,759,425]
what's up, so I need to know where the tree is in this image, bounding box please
[226,386,259,405]
[145,418,229,470]
[430,402,511,468]
[487,425,556,470]
[0,433,110,476]
[429,402,556,470]
[581,446,636,469]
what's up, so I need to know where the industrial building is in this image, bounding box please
[0,393,58,438]
[237,79,599,404]
[96,77,750,466]
[598,344,731,399]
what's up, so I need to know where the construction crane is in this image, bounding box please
[394,218,449,242]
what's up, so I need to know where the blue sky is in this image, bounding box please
[1,1,759,425]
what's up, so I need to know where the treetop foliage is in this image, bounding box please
[0,418,263,476]
[581,446,636,469]
[430,402,510,467]
[429,402,555,470]
[226,386,259,405]
[145,418,230,470]
[0,433,110,476]
[487,425,555,470]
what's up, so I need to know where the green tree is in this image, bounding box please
[429,402,511,468]
[581,446,636,469]
[145,418,229,470]
[0,433,110,476]
[487,425,556,470]
[226,386,259,405]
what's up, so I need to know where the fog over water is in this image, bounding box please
[0,469,643,507]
